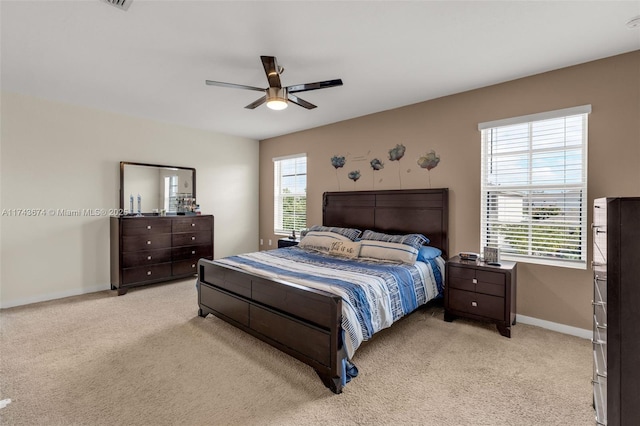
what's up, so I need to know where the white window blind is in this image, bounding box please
[479,105,590,269]
[273,154,307,235]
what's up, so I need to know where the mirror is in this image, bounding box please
[120,162,196,215]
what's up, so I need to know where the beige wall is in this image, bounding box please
[0,92,260,308]
[259,51,640,331]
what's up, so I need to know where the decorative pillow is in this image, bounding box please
[298,231,352,254]
[328,240,361,259]
[359,240,419,264]
[417,246,442,262]
[308,225,362,241]
[360,230,429,249]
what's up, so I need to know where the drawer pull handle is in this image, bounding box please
[472,278,477,284]
[471,301,478,307]
[147,225,151,230]
[147,271,152,276]
[191,250,196,254]
[191,223,196,227]
[191,236,196,240]
[147,256,152,260]
[191,264,196,268]
[147,241,152,245]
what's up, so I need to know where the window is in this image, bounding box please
[164,175,178,211]
[478,105,591,269]
[274,154,307,235]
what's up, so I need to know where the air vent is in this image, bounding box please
[101,0,132,11]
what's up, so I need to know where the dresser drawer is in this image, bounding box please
[172,245,213,261]
[448,288,505,321]
[122,248,172,268]
[173,217,213,233]
[122,262,172,284]
[172,231,212,247]
[173,259,199,276]
[122,218,172,236]
[122,234,172,252]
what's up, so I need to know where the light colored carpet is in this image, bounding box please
[0,279,594,425]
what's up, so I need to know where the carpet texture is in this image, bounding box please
[0,279,594,425]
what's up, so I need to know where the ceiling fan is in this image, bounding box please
[205,55,343,111]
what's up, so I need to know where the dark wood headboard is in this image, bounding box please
[322,188,449,258]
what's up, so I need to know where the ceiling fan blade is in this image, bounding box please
[245,95,267,109]
[288,93,317,110]
[287,79,343,94]
[261,56,282,88]
[205,80,266,93]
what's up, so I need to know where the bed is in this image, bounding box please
[197,188,449,393]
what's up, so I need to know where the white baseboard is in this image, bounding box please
[517,314,591,340]
[0,284,108,309]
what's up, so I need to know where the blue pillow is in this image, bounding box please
[417,246,442,262]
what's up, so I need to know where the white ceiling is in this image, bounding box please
[2,1,639,141]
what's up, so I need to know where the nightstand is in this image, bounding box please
[444,255,517,337]
[277,238,300,248]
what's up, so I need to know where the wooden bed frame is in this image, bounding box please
[197,188,449,393]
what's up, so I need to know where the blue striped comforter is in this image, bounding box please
[213,247,445,359]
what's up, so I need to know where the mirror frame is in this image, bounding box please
[119,161,196,215]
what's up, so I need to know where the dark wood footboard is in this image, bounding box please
[197,259,348,393]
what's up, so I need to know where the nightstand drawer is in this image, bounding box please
[475,281,505,298]
[448,288,504,321]
[448,266,505,297]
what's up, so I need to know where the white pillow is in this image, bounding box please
[359,240,419,264]
[328,240,361,259]
[298,231,351,254]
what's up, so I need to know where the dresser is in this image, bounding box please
[444,256,517,337]
[110,215,213,295]
[592,198,640,426]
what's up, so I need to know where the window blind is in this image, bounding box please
[480,106,590,269]
[273,154,307,235]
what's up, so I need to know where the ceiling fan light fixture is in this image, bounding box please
[266,87,288,110]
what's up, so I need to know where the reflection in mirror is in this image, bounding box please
[120,162,196,214]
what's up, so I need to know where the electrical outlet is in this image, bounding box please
[260,239,263,245]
